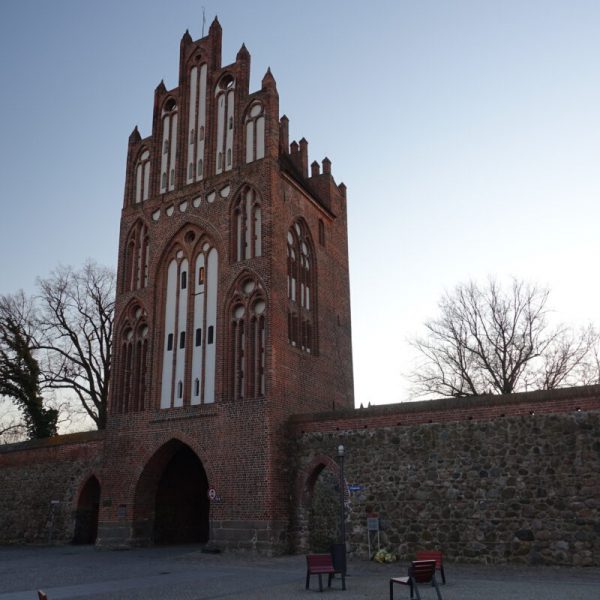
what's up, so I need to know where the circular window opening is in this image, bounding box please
[242,280,255,295]
[219,74,234,90]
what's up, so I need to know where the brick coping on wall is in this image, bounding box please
[0,430,105,455]
[289,384,600,434]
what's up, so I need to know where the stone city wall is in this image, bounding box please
[0,431,104,544]
[290,386,600,566]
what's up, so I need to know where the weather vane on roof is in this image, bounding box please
[202,7,206,37]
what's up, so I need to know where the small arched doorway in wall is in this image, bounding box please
[133,439,210,545]
[73,476,100,544]
[305,463,340,552]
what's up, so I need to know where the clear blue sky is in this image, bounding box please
[1,1,600,406]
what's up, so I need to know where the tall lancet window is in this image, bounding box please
[160,98,178,193]
[187,63,208,184]
[232,187,262,261]
[134,150,151,203]
[245,103,265,163]
[215,75,235,175]
[160,232,219,409]
[123,221,150,292]
[228,275,266,400]
[287,219,317,354]
[113,304,149,414]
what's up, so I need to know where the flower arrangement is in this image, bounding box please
[374,549,397,563]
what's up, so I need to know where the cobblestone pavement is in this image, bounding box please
[0,545,599,600]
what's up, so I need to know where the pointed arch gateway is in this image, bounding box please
[73,475,101,544]
[132,440,210,545]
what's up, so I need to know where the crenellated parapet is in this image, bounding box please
[278,119,346,215]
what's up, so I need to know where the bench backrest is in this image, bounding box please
[306,554,334,569]
[409,560,437,583]
[415,550,443,568]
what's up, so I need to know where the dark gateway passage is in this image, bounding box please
[153,446,209,544]
[73,476,100,544]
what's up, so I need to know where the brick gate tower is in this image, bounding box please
[97,19,353,552]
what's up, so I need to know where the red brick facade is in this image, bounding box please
[98,19,354,551]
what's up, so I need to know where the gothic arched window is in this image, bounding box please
[159,232,219,409]
[187,64,208,185]
[113,304,149,414]
[245,102,265,163]
[123,221,150,292]
[231,186,262,261]
[134,149,151,204]
[228,275,266,400]
[287,220,317,354]
[215,74,235,175]
[160,98,178,193]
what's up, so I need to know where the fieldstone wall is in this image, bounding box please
[291,397,600,566]
[0,431,104,544]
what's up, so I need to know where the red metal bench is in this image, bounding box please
[415,550,446,584]
[305,553,346,592]
[390,559,443,600]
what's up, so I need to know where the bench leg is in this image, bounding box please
[306,571,310,590]
[412,580,420,600]
[318,573,323,592]
[341,573,346,591]
[389,579,394,600]
[440,566,446,584]
[432,577,443,600]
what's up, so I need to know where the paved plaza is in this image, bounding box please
[0,545,598,600]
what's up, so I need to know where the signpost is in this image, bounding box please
[367,513,380,558]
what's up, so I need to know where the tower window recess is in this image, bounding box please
[198,266,205,284]
[112,307,148,415]
[245,103,265,164]
[160,242,218,409]
[215,75,235,174]
[160,99,178,193]
[228,275,266,400]
[318,219,325,246]
[133,150,151,204]
[208,326,214,344]
[287,220,317,354]
[232,187,262,261]
[177,380,183,399]
[123,222,150,292]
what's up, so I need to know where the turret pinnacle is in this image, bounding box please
[261,67,276,90]
[237,43,250,61]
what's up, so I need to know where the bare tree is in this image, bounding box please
[0,396,27,444]
[0,292,58,438]
[410,278,599,399]
[36,261,115,429]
